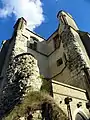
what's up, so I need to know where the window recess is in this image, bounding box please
[27,36,38,51]
[57,58,63,66]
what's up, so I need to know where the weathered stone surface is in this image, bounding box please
[0,54,42,118]
[1,11,90,120]
[60,26,88,89]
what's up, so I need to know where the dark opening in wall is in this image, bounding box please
[57,58,63,66]
[30,36,38,42]
[27,41,37,51]
[60,14,68,25]
[27,36,38,51]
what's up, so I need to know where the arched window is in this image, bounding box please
[75,112,88,120]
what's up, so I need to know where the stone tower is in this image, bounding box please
[0,11,90,120]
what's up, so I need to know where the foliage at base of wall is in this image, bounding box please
[39,75,52,95]
[4,91,67,120]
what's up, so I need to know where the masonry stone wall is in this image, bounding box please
[13,29,49,78]
[0,52,42,118]
[1,11,90,119]
[51,25,90,119]
[47,26,89,89]
[0,29,43,119]
[0,28,53,119]
[50,11,90,119]
[60,26,90,89]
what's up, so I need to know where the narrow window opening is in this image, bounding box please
[27,36,38,51]
[60,14,67,25]
[53,34,60,50]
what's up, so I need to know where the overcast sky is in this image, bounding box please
[0,0,90,44]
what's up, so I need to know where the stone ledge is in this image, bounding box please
[52,80,86,93]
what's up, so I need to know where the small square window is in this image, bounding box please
[57,58,63,66]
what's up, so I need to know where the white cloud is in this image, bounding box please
[0,0,44,30]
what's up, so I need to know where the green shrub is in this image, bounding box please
[4,91,67,120]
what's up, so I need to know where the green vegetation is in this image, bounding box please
[3,75,67,120]
[40,76,52,94]
[4,91,67,120]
